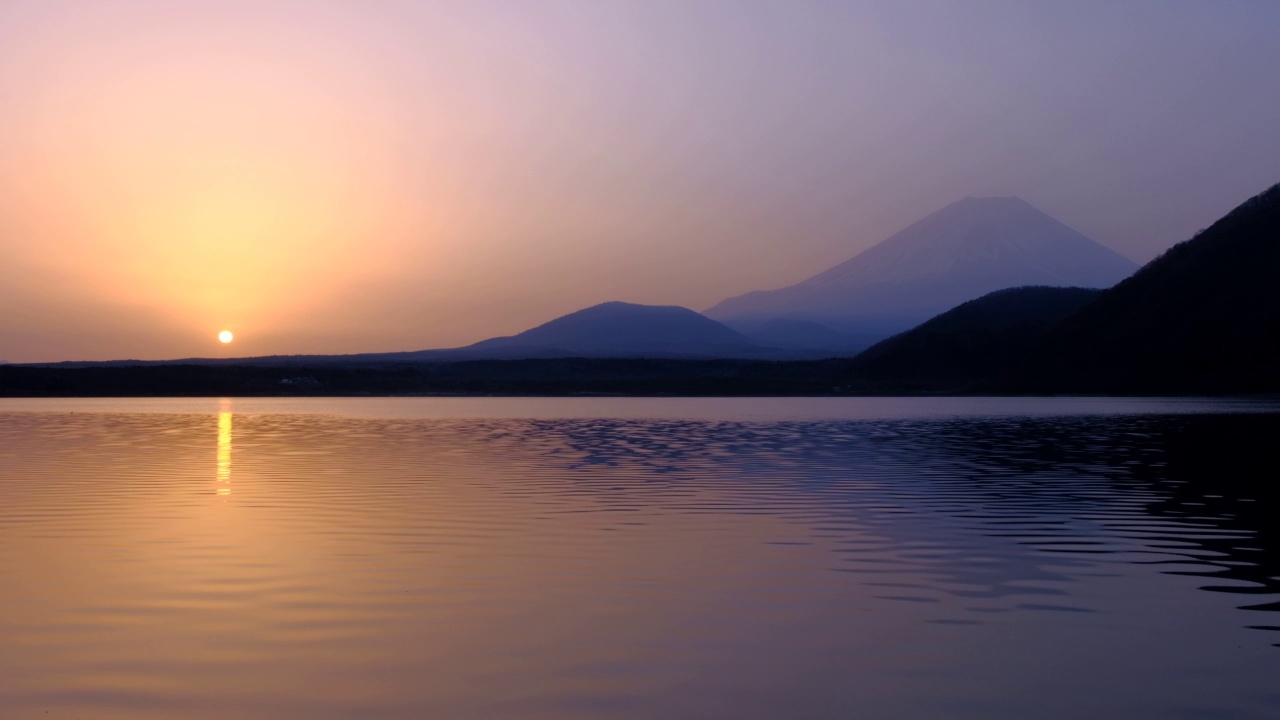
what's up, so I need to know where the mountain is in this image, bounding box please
[706,196,1137,342]
[737,318,882,357]
[403,301,768,360]
[18,302,806,367]
[846,286,1102,391]
[741,318,842,349]
[1006,183,1280,393]
[15,177,1279,394]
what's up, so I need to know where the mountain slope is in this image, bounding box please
[1007,184,1280,393]
[741,318,842,349]
[706,196,1136,337]
[412,301,767,359]
[847,286,1102,391]
[735,318,882,357]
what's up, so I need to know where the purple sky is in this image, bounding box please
[1,1,1278,361]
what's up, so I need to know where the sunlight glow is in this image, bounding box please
[216,410,232,495]
[218,330,234,344]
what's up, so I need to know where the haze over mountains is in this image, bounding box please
[393,302,767,360]
[706,196,1137,345]
[11,183,1276,398]
[402,196,1140,361]
[851,183,1280,394]
[16,195,1146,365]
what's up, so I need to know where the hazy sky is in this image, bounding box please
[2,0,1278,362]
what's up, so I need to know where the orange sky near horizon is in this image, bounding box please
[1,2,480,360]
[2,1,1278,362]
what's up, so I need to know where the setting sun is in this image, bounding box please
[218,330,233,344]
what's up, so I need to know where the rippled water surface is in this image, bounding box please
[2,397,1278,719]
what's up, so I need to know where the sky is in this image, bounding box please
[1,0,1278,362]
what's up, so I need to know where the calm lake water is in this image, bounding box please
[1,397,1278,719]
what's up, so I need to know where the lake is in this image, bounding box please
[1,397,1278,719]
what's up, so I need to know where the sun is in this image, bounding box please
[218,330,234,344]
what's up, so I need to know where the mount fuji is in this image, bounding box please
[706,196,1137,347]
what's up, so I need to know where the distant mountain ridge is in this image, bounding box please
[415,301,766,359]
[706,196,1137,340]
[22,184,1277,398]
[24,196,1142,368]
[21,301,826,366]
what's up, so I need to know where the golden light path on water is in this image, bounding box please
[216,406,231,495]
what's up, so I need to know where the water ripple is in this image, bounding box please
[0,399,1278,719]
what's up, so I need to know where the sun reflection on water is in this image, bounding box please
[216,409,231,495]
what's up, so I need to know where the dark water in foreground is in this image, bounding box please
[1,397,1278,720]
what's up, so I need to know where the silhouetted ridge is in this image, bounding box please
[848,286,1101,391]
[1006,183,1280,393]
